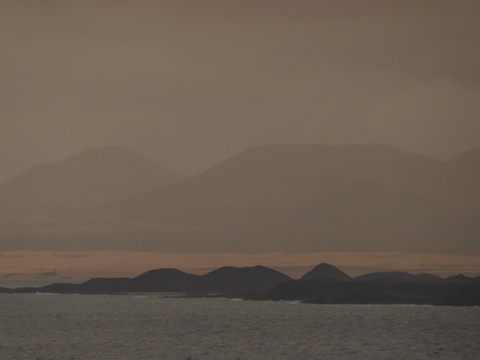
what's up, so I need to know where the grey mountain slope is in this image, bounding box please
[0,146,184,213]
[447,148,480,177]
[1,144,479,254]
[99,144,447,226]
[285,181,441,224]
[444,148,480,213]
[261,180,479,253]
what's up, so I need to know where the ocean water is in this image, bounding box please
[0,294,479,360]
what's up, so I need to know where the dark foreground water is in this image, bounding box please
[0,294,479,360]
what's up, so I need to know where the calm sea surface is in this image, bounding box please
[0,294,479,360]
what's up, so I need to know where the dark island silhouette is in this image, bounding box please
[2,263,479,306]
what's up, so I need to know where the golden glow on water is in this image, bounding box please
[1,250,479,281]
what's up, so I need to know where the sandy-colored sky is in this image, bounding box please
[1,0,480,183]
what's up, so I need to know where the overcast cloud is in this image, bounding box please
[1,0,479,183]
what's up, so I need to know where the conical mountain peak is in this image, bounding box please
[301,263,351,281]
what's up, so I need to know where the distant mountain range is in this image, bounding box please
[0,144,478,253]
[0,146,184,213]
[3,263,479,306]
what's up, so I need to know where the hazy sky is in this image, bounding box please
[1,0,479,183]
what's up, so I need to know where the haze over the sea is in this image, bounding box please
[1,1,479,280]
